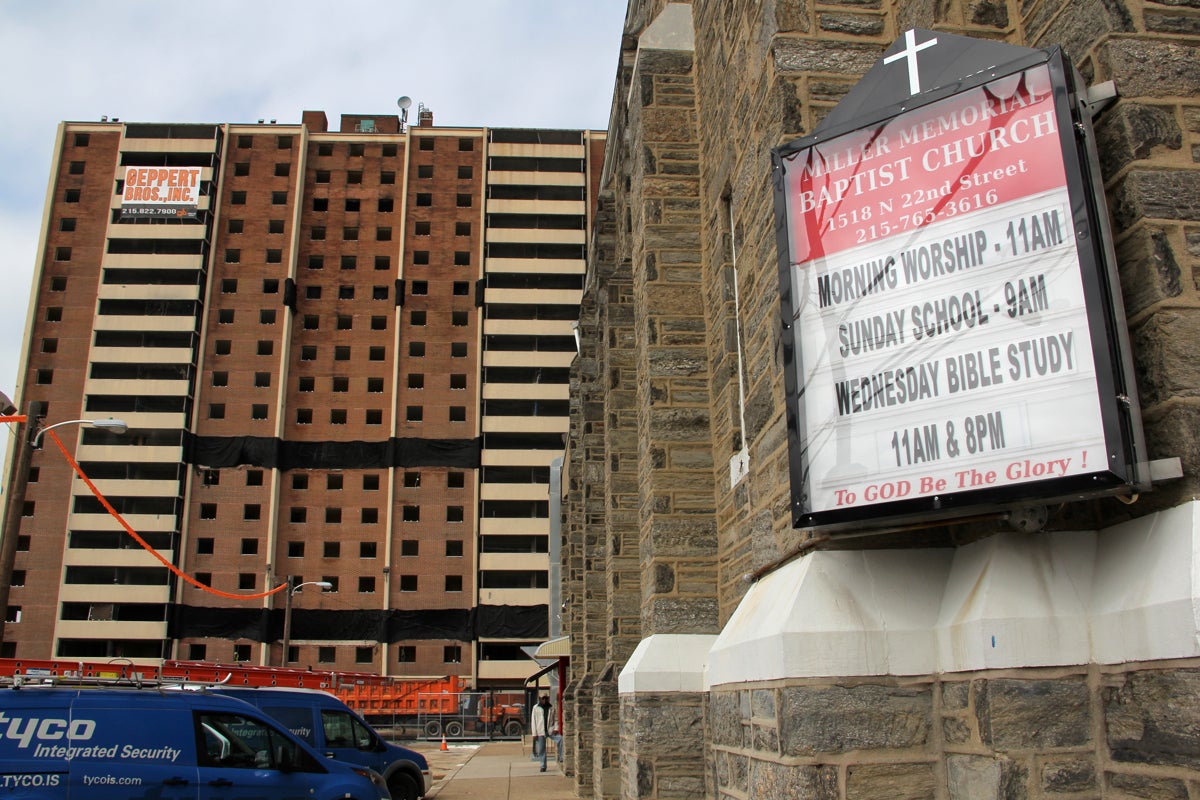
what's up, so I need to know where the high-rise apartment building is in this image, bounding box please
[1,109,603,687]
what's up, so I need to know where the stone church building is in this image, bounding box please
[563,0,1200,798]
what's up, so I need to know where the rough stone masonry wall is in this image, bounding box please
[685,0,1200,794]
[710,663,1200,799]
[622,13,722,799]
[575,0,1200,796]
[566,226,604,789]
[595,211,640,798]
[628,47,719,640]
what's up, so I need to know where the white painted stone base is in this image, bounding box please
[618,634,718,695]
[618,502,1200,694]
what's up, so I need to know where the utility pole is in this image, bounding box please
[280,579,332,666]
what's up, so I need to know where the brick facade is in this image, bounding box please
[4,115,605,690]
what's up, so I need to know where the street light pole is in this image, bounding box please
[32,418,128,447]
[0,409,128,648]
[280,579,332,666]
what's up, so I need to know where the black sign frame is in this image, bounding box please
[772,40,1146,533]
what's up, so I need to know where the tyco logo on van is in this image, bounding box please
[0,713,97,748]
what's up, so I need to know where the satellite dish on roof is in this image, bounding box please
[397,96,412,132]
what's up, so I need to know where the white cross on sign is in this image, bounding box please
[883,30,939,96]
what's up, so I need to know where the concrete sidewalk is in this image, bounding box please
[421,740,574,799]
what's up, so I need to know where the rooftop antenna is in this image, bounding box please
[397,96,412,132]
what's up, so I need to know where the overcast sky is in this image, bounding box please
[0,1,626,426]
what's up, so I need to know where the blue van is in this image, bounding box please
[0,685,389,799]
[215,687,430,800]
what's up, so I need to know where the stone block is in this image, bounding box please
[1130,311,1200,406]
[1105,770,1189,799]
[637,49,694,80]
[1032,0,1132,57]
[779,684,932,755]
[721,749,749,792]
[948,755,1028,800]
[749,761,838,800]
[968,0,1010,27]
[772,37,881,77]
[640,107,696,143]
[895,0,941,31]
[653,563,675,592]
[1094,103,1182,178]
[646,345,706,377]
[634,757,654,797]
[643,225,701,254]
[627,694,707,753]
[1116,227,1182,318]
[644,517,719,556]
[646,595,720,633]
[943,716,973,744]
[751,688,776,720]
[744,380,777,445]
[807,76,860,103]
[1023,0,1066,44]
[1041,758,1097,793]
[647,407,712,441]
[817,11,885,35]
[767,0,810,33]
[1142,400,1200,501]
[1096,40,1200,98]
[751,722,780,753]
[1105,669,1200,770]
[847,762,936,800]
[658,773,706,799]
[1145,8,1200,34]
[709,690,744,748]
[1110,170,1200,231]
[943,681,970,710]
[668,446,713,470]
[976,678,1091,750]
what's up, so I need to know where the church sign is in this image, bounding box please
[773,31,1145,532]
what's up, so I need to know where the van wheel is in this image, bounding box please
[423,720,442,739]
[389,772,420,800]
[444,720,464,738]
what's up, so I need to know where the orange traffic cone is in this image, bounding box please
[440,734,448,751]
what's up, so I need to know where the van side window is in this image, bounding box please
[321,710,374,750]
[196,711,319,772]
[263,705,317,745]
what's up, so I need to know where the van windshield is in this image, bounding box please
[321,710,374,749]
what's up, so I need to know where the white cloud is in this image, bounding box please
[0,0,625,406]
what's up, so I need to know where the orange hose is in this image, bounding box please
[46,428,286,600]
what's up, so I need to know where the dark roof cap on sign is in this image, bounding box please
[815,29,1046,137]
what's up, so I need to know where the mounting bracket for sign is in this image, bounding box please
[772,31,1150,534]
[1083,81,1118,120]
